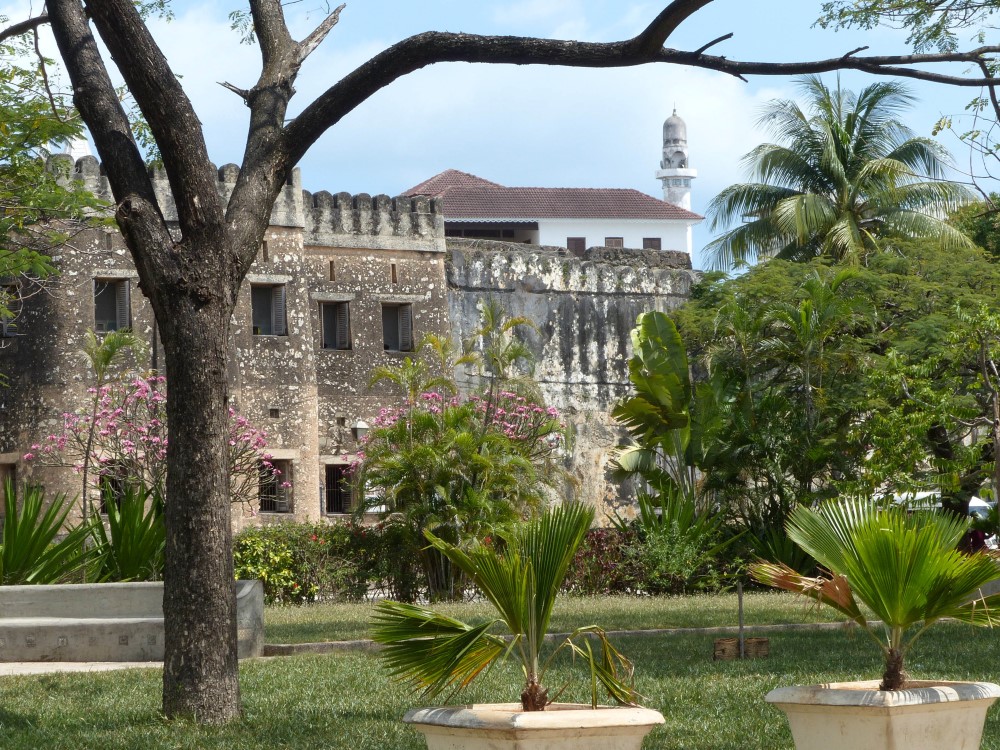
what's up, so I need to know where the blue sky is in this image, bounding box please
[2,0,990,269]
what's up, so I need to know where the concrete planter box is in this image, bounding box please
[0,580,264,662]
[404,703,664,750]
[766,680,1000,750]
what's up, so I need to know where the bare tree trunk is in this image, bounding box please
[159,291,240,722]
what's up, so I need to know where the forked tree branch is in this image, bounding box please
[283,25,1000,166]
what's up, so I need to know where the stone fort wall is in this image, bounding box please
[0,157,695,524]
[447,240,696,517]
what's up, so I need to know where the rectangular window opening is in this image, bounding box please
[390,263,398,284]
[259,459,292,513]
[642,238,662,251]
[329,260,336,282]
[268,408,280,419]
[381,303,413,352]
[261,241,269,262]
[324,464,353,514]
[604,237,624,248]
[321,301,351,350]
[94,278,130,333]
[251,284,287,336]
[566,237,586,254]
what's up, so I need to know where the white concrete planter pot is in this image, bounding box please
[404,703,664,750]
[766,680,1000,750]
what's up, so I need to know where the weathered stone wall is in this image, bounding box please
[1,156,695,528]
[0,225,155,510]
[0,157,449,529]
[446,239,697,518]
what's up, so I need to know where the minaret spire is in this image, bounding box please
[655,108,696,211]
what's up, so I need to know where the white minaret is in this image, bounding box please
[655,108,697,211]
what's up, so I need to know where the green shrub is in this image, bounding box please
[89,482,165,582]
[562,527,642,595]
[232,519,425,604]
[0,480,90,585]
[638,523,732,595]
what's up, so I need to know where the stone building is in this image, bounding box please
[0,158,451,530]
[0,109,700,522]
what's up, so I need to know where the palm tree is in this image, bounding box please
[706,76,973,269]
[372,503,637,711]
[752,498,1000,690]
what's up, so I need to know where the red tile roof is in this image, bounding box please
[404,169,702,222]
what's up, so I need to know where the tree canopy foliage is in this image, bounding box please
[0,49,101,351]
[621,240,1000,570]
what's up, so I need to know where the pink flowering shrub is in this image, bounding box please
[27,373,279,507]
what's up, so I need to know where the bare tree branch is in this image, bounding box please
[297,3,346,65]
[46,0,173,293]
[283,29,1000,166]
[32,27,67,123]
[693,33,732,56]
[0,13,49,45]
[219,81,251,101]
[249,0,294,69]
[632,0,715,56]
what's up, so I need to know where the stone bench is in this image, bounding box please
[0,580,264,662]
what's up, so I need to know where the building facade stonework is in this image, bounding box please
[0,155,696,524]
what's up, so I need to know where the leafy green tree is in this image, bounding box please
[0,56,101,351]
[358,305,564,600]
[818,1,998,55]
[705,76,972,269]
[950,196,1000,261]
[676,240,1000,530]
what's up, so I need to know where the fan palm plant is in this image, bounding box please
[706,75,973,269]
[371,503,638,711]
[752,498,1000,690]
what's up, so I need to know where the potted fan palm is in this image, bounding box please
[752,498,1000,750]
[371,503,664,750]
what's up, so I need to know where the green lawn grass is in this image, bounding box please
[1,623,999,749]
[264,591,843,644]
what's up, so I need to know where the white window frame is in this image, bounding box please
[251,284,288,336]
[94,278,131,333]
[321,301,351,350]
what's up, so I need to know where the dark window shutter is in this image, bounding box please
[336,303,350,349]
[398,305,413,351]
[271,285,287,336]
[113,280,130,330]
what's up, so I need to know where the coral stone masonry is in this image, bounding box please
[0,156,696,523]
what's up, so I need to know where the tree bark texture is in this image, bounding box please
[158,286,240,722]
